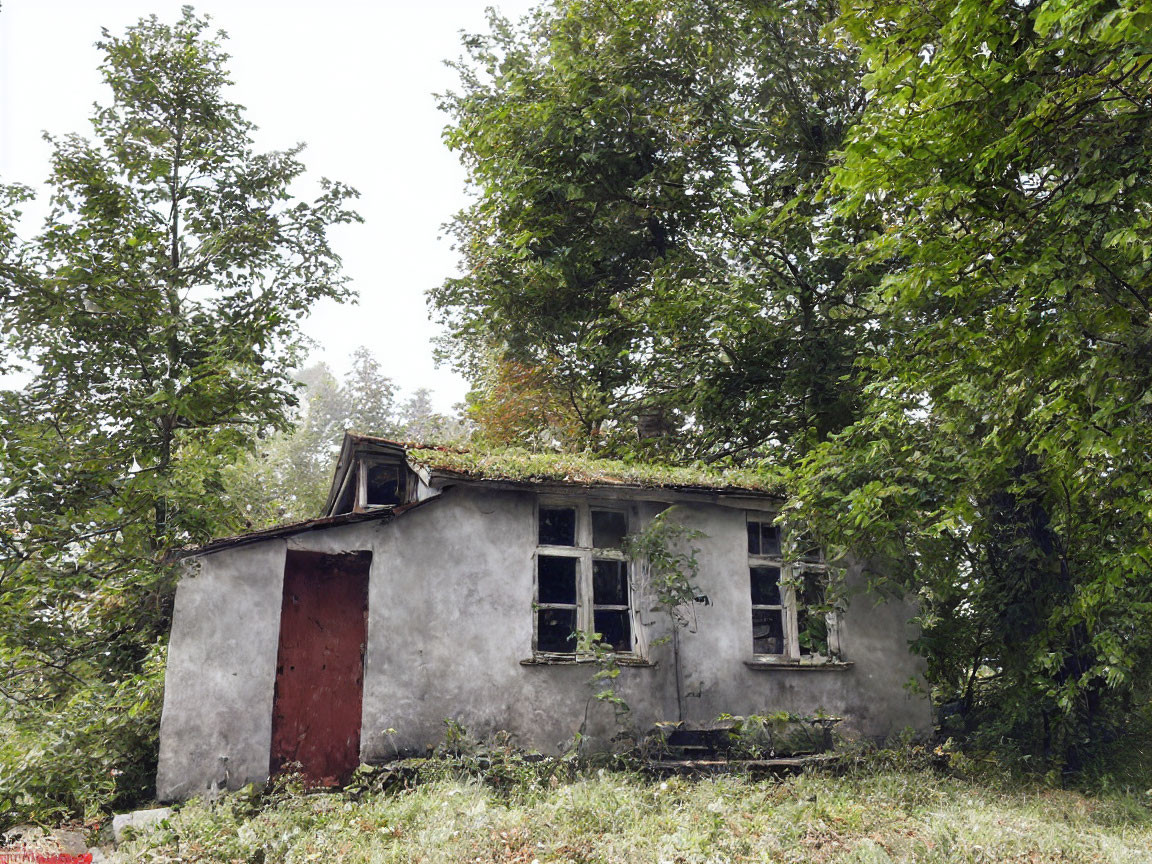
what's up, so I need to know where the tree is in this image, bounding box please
[464,351,586,448]
[0,7,359,821]
[790,0,1152,768]
[434,0,875,459]
[229,348,470,529]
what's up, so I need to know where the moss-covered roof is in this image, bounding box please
[403,443,785,496]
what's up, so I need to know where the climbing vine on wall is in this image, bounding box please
[623,509,706,636]
[577,509,706,728]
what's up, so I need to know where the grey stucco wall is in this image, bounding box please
[347,489,678,759]
[667,505,931,739]
[157,485,930,799]
[156,541,287,800]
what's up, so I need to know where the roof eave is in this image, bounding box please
[173,497,437,561]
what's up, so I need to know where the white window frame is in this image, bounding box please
[533,498,636,659]
[748,514,841,663]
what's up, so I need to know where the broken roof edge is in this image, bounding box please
[172,497,438,561]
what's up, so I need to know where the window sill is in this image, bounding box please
[521,654,656,668]
[744,658,854,671]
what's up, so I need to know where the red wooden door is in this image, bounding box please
[270,549,371,786]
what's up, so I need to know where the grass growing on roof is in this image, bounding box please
[405,444,786,494]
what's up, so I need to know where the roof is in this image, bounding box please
[181,435,785,559]
[175,498,436,559]
[403,441,786,497]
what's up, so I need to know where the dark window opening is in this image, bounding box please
[746,509,836,660]
[591,509,627,549]
[538,555,578,604]
[752,609,785,655]
[539,507,576,546]
[365,462,403,506]
[593,609,631,652]
[537,608,577,653]
[750,566,782,606]
[534,502,634,657]
[747,519,781,557]
[592,559,628,605]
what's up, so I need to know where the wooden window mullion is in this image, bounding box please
[783,576,799,659]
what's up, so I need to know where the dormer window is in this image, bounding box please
[328,455,411,516]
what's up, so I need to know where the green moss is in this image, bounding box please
[404,444,785,495]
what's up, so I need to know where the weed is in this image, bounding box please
[108,752,1152,863]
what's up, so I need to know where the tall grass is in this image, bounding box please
[113,757,1152,864]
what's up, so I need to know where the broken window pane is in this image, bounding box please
[798,569,826,608]
[365,462,402,506]
[591,509,627,549]
[539,507,576,546]
[537,608,577,653]
[592,559,628,606]
[747,521,760,555]
[593,609,631,652]
[752,609,785,655]
[796,606,829,656]
[537,555,577,604]
[749,566,782,606]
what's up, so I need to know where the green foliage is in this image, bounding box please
[789,0,1152,768]
[437,0,1152,771]
[421,723,580,796]
[0,644,165,829]
[0,7,357,822]
[435,0,876,457]
[0,186,35,360]
[622,508,705,620]
[719,712,840,759]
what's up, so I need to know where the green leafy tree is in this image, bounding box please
[0,7,358,822]
[790,0,1152,768]
[434,0,875,459]
[0,185,35,346]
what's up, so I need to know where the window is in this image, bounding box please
[747,515,839,662]
[534,502,633,656]
[350,458,408,509]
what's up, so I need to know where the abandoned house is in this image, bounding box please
[156,434,930,800]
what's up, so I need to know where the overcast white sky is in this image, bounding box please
[0,0,540,411]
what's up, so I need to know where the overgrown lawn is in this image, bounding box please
[113,763,1152,863]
